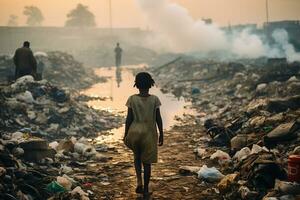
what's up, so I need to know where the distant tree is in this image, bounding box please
[7,15,18,26]
[65,4,96,27]
[23,6,44,26]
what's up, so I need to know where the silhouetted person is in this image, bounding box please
[114,43,122,67]
[124,72,163,198]
[13,41,37,80]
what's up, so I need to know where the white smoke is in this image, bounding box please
[136,0,300,62]
[137,0,228,52]
[231,29,267,58]
[272,29,300,61]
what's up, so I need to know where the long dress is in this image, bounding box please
[125,94,161,164]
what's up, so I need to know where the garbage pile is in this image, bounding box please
[0,51,104,90]
[0,75,122,137]
[0,75,122,199]
[0,55,14,82]
[152,57,300,200]
[0,132,116,199]
[44,51,105,89]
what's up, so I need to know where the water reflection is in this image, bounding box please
[81,65,193,142]
[116,67,122,87]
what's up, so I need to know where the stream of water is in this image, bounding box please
[81,65,193,143]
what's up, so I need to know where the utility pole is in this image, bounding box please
[266,0,269,24]
[109,0,113,33]
[265,0,270,39]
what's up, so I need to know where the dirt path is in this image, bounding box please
[86,123,222,200]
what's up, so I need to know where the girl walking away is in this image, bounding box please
[124,72,164,199]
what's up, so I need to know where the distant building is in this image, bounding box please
[264,20,300,50]
[264,20,300,31]
[222,23,258,34]
[202,18,212,25]
[229,24,257,32]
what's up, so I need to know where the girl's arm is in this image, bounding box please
[156,108,164,146]
[124,107,134,139]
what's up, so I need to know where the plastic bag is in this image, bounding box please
[46,181,66,193]
[210,150,231,165]
[233,147,251,161]
[16,91,34,103]
[197,165,224,182]
[57,176,72,190]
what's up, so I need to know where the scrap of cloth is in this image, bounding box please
[125,94,161,164]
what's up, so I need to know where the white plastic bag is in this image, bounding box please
[57,176,72,190]
[210,150,231,165]
[250,144,269,155]
[74,142,96,157]
[49,141,59,150]
[16,91,34,103]
[71,186,89,200]
[233,147,251,161]
[197,165,224,182]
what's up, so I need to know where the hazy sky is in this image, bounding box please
[0,0,300,28]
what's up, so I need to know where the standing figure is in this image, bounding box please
[114,42,122,67]
[124,72,164,198]
[13,41,37,80]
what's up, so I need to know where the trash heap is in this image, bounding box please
[0,55,14,83]
[44,51,105,90]
[153,57,300,200]
[0,75,122,199]
[0,75,122,137]
[0,51,104,90]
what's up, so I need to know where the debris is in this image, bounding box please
[179,166,201,176]
[217,173,238,193]
[16,91,34,104]
[293,146,300,155]
[231,135,249,151]
[60,165,73,174]
[46,181,66,193]
[238,186,259,199]
[193,147,208,159]
[237,152,287,190]
[74,142,96,157]
[197,165,224,182]
[264,122,299,147]
[57,176,72,190]
[233,147,251,162]
[71,186,89,200]
[49,141,59,150]
[274,180,300,195]
[210,150,231,165]
[288,155,300,182]
[19,139,56,162]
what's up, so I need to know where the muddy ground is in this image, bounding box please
[84,121,220,200]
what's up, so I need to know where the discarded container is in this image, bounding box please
[46,181,66,193]
[288,155,300,182]
[192,88,200,95]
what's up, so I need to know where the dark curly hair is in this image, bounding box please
[134,72,155,89]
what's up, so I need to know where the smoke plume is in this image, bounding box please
[136,0,300,61]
